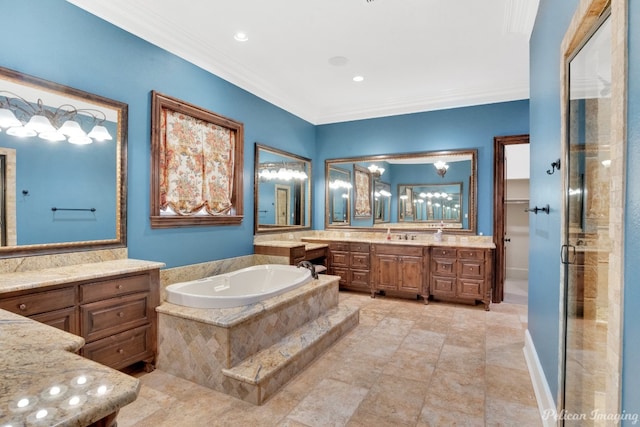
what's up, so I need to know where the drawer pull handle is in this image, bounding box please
[116,284,123,290]
[117,312,124,318]
[19,303,27,311]
[118,349,124,354]
[442,251,446,255]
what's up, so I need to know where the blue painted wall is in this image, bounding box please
[528,0,579,402]
[623,0,640,419]
[2,0,315,268]
[315,101,530,235]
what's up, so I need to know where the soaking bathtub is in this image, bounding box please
[165,264,313,309]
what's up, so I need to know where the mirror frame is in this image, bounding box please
[324,149,477,233]
[0,66,128,258]
[254,143,312,234]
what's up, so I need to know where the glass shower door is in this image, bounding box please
[563,13,611,424]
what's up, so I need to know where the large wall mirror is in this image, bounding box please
[325,150,477,233]
[0,66,127,257]
[254,143,311,233]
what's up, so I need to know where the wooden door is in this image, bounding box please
[275,185,290,225]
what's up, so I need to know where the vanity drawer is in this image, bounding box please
[329,242,350,252]
[330,251,350,267]
[81,293,152,342]
[431,258,457,277]
[0,287,76,316]
[350,252,370,269]
[80,273,151,303]
[457,249,485,260]
[82,324,153,370]
[305,246,327,261]
[458,260,485,278]
[431,247,457,258]
[291,245,306,260]
[349,242,370,253]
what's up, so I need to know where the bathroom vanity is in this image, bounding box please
[0,259,164,371]
[299,236,494,310]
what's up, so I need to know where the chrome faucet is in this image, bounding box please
[296,260,318,279]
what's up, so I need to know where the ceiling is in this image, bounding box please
[67,0,538,125]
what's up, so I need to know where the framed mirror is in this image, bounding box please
[324,149,477,233]
[327,166,352,226]
[254,143,311,233]
[0,66,127,257]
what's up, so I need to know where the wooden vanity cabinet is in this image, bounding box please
[326,241,371,292]
[429,246,493,310]
[371,244,428,300]
[79,271,158,370]
[0,268,160,370]
[0,286,79,334]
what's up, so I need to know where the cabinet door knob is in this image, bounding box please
[118,348,124,354]
[117,312,124,318]
[19,303,27,311]
[116,284,123,290]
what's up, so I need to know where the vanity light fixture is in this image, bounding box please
[329,179,353,189]
[434,160,449,177]
[367,164,385,177]
[0,91,113,144]
[258,162,308,181]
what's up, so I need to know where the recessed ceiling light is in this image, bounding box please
[353,75,364,82]
[328,56,349,66]
[234,32,248,42]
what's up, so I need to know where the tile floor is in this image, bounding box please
[118,292,541,427]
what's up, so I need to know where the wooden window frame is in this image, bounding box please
[150,91,244,228]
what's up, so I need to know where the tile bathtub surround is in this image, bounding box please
[119,292,540,426]
[0,309,140,427]
[156,275,359,405]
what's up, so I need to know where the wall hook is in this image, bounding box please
[547,159,561,175]
[525,204,550,215]
[22,190,29,196]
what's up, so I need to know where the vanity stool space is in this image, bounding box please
[0,259,164,371]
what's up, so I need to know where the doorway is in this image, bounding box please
[493,134,530,303]
[275,185,290,226]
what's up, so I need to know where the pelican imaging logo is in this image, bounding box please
[542,409,639,424]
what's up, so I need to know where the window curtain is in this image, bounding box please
[159,109,235,215]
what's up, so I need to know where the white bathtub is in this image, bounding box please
[165,264,314,309]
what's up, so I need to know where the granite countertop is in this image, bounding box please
[301,236,496,249]
[0,259,165,294]
[0,309,140,427]
[254,241,329,251]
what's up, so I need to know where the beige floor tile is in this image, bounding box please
[284,378,368,426]
[486,365,537,407]
[117,292,542,427]
[355,374,429,425]
[418,403,486,427]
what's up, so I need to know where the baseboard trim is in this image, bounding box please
[523,329,557,427]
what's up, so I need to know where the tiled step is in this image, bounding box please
[221,304,359,405]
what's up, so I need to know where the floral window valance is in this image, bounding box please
[150,91,244,228]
